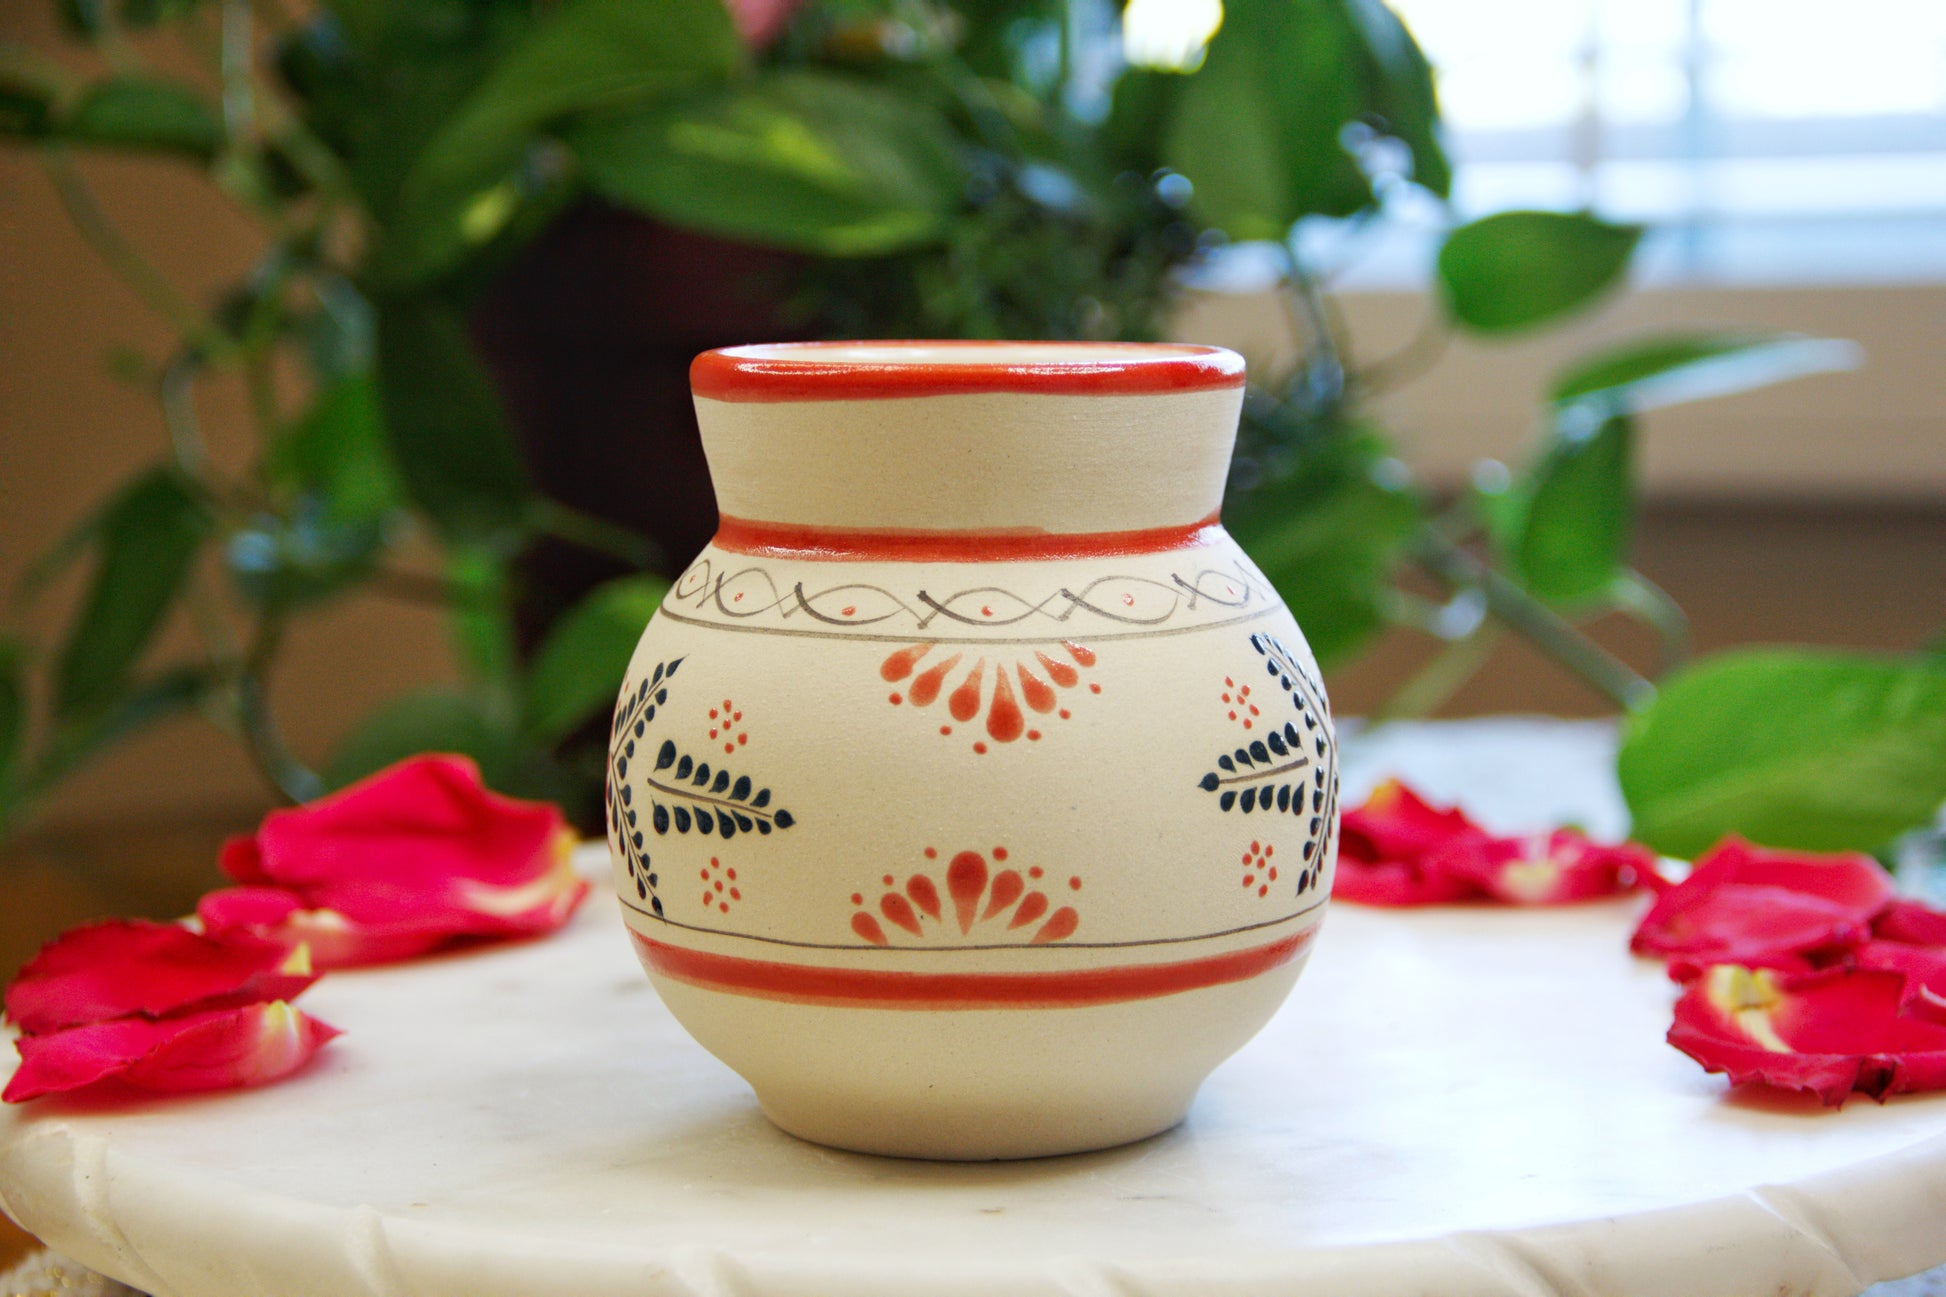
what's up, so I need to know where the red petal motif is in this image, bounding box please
[3,1002,340,1103]
[3,920,316,1037]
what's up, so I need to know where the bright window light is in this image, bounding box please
[1366,0,1946,283]
[1123,0,1224,72]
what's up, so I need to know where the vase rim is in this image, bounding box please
[692,340,1246,403]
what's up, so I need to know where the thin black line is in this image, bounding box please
[1214,756,1310,786]
[616,896,1328,952]
[646,776,776,818]
[655,603,1278,645]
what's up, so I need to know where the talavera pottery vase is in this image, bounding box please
[605,341,1340,1160]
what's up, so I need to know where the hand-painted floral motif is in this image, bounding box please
[1197,633,1339,889]
[1219,675,1262,731]
[850,847,1080,946]
[699,857,743,915]
[881,641,1097,751]
[608,656,797,918]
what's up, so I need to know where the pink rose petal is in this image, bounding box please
[4,920,317,1037]
[4,1002,340,1103]
[198,888,448,971]
[212,755,588,964]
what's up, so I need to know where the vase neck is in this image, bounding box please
[693,386,1244,541]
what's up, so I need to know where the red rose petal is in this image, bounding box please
[1436,829,1659,905]
[1331,858,1483,905]
[1852,941,1946,1024]
[1630,838,1894,967]
[211,755,588,962]
[3,920,317,1037]
[1333,780,1655,907]
[3,1001,340,1103]
[1341,780,1487,863]
[198,889,448,971]
[1873,898,1946,946]
[1669,965,1946,1105]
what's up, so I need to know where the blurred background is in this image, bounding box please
[2,0,1942,1002]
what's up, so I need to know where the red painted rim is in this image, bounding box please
[630,927,1314,1009]
[692,341,1246,403]
[712,513,1226,562]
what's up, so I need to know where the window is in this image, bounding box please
[1360,0,1946,284]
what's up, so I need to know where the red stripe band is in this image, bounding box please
[629,927,1316,1010]
[692,342,1246,403]
[712,514,1226,563]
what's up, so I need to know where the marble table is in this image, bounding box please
[3,720,1943,1297]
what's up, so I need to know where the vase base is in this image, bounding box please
[754,1082,1197,1161]
[645,956,1309,1161]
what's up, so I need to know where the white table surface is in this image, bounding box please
[3,720,1944,1297]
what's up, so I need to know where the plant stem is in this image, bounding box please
[1358,308,1453,396]
[1374,625,1503,722]
[1610,568,1691,675]
[41,149,226,356]
[1277,253,1349,406]
[235,616,324,803]
[529,499,661,570]
[160,351,210,478]
[220,0,257,146]
[1412,530,1654,711]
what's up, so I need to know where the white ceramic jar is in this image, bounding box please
[605,342,1339,1159]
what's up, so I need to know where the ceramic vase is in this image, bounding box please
[605,341,1340,1160]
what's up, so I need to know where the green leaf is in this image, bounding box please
[323,687,521,791]
[30,666,220,801]
[382,0,741,284]
[61,76,221,160]
[1226,433,1421,668]
[1161,0,1447,238]
[1163,0,1366,235]
[269,374,402,524]
[1550,332,1862,413]
[573,71,965,257]
[1101,67,1182,176]
[1619,649,1946,858]
[0,636,24,791]
[1437,211,1643,335]
[374,296,531,542]
[0,55,59,138]
[446,547,519,693]
[54,468,212,717]
[524,574,668,744]
[1503,410,1634,607]
[1334,0,1450,197]
[57,0,109,38]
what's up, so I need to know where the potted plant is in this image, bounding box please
[1,0,1938,861]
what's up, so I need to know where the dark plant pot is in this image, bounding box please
[472,202,812,642]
